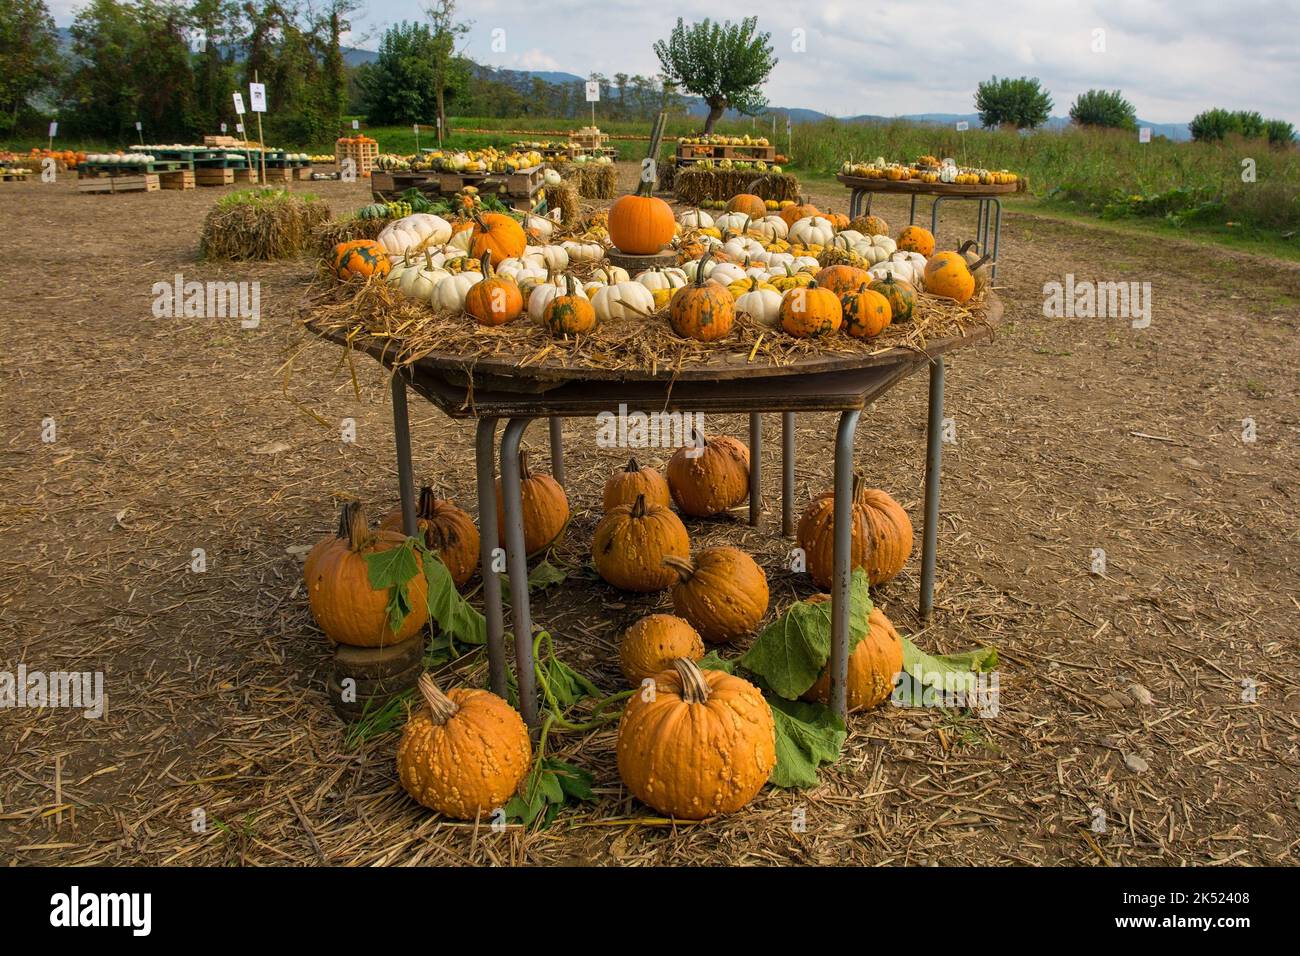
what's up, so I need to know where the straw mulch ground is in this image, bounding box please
[675,169,801,205]
[200,189,330,260]
[3,164,1299,866]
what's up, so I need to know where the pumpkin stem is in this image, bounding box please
[851,470,867,504]
[969,253,993,271]
[416,673,459,725]
[416,485,436,521]
[480,249,494,277]
[625,457,641,473]
[694,247,713,286]
[662,554,697,582]
[958,239,979,256]
[629,493,648,518]
[671,658,711,704]
[423,249,435,270]
[518,449,533,480]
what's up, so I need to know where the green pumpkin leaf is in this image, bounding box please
[504,756,595,828]
[421,549,487,646]
[542,656,601,708]
[500,559,569,605]
[766,695,847,789]
[363,541,423,634]
[894,638,999,708]
[697,650,737,675]
[738,568,873,699]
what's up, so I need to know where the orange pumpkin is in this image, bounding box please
[541,274,596,335]
[779,281,843,337]
[380,487,480,589]
[797,473,914,587]
[897,225,935,257]
[618,615,704,685]
[603,457,671,512]
[726,193,767,218]
[608,185,675,255]
[664,547,769,643]
[464,251,523,326]
[669,250,735,342]
[469,213,527,261]
[780,201,820,227]
[333,239,390,281]
[815,263,872,296]
[305,502,429,647]
[800,597,904,711]
[841,283,892,338]
[666,431,749,517]
[494,451,569,554]
[592,494,691,592]
[823,211,850,230]
[924,250,985,304]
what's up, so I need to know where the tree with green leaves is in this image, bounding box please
[190,0,241,133]
[0,0,60,135]
[359,21,466,124]
[1190,108,1295,145]
[425,0,470,134]
[653,17,776,133]
[974,75,1053,130]
[314,0,359,133]
[1069,89,1137,131]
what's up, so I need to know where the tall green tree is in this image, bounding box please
[1069,89,1137,131]
[66,0,146,139]
[0,0,60,134]
[313,0,359,133]
[975,75,1053,130]
[360,21,458,124]
[425,0,469,134]
[190,0,241,133]
[654,17,776,133]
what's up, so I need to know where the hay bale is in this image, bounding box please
[200,189,331,260]
[674,169,801,206]
[313,216,388,261]
[658,161,676,193]
[557,162,617,201]
[545,180,580,227]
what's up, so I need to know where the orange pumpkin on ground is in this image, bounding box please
[380,487,480,588]
[593,494,691,592]
[666,431,749,517]
[796,472,913,587]
[608,182,676,255]
[841,284,892,338]
[618,614,705,685]
[464,251,523,326]
[779,282,843,337]
[602,457,671,512]
[800,596,904,711]
[333,239,390,281]
[494,450,569,554]
[664,546,769,643]
[726,193,767,218]
[780,201,821,227]
[305,502,429,646]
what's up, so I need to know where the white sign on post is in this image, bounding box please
[351,119,359,130]
[1138,127,1152,143]
[413,124,420,135]
[236,122,244,133]
[786,119,792,136]
[220,122,227,133]
[584,81,600,103]
[249,83,267,113]
[135,121,142,132]
[956,120,970,132]
[233,92,246,115]
[48,121,58,137]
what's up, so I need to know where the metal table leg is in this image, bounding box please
[749,412,762,527]
[930,196,946,247]
[548,417,565,488]
[391,375,418,537]
[909,193,917,226]
[781,412,795,538]
[987,199,1002,281]
[474,418,508,700]
[829,409,861,721]
[920,358,945,619]
[500,417,540,728]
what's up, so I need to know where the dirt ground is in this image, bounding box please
[1,164,1297,866]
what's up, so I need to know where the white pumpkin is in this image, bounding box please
[532,244,569,272]
[789,216,836,248]
[496,257,547,285]
[706,261,748,285]
[871,235,898,256]
[386,253,412,285]
[714,212,752,233]
[836,229,866,246]
[683,257,714,282]
[869,260,922,289]
[635,267,688,292]
[377,213,451,256]
[735,288,783,327]
[791,256,821,274]
[543,168,562,187]
[765,251,795,271]
[523,214,554,241]
[447,227,473,253]
[939,163,957,184]
[591,281,656,321]
[599,264,631,284]
[399,255,450,302]
[678,208,714,229]
[433,272,481,310]
[751,215,789,241]
[722,235,766,261]
[562,240,604,263]
[528,276,588,324]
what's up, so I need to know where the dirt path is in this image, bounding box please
[1,167,1297,865]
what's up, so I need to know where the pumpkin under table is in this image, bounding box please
[307,292,1003,726]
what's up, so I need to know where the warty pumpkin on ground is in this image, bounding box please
[665,431,750,517]
[800,596,904,711]
[379,486,479,588]
[592,494,691,592]
[397,674,532,819]
[664,546,769,643]
[797,472,913,587]
[616,658,775,819]
[602,457,672,512]
[494,450,569,555]
[618,614,705,685]
[305,501,429,646]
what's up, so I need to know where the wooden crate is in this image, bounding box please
[261,166,292,183]
[234,167,257,184]
[160,170,195,190]
[196,167,235,187]
[78,174,159,194]
[293,165,315,180]
[335,139,379,177]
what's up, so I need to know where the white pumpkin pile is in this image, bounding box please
[87,152,155,165]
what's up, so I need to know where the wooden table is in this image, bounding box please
[308,293,1003,726]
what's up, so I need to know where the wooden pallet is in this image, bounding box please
[233,167,258,184]
[260,166,292,183]
[292,165,315,180]
[195,167,235,187]
[160,169,195,190]
[336,139,379,176]
[676,143,777,162]
[78,174,160,194]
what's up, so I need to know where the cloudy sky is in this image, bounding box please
[47,0,1300,124]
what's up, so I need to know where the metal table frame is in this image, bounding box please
[317,299,998,729]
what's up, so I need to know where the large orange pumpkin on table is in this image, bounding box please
[468,212,527,261]
[665,431,749,517]
[464,251,523,326]
[333,239,390,280]
[799,595,903,711]
[305,501,429,646]
[592,494,691,592]
[664,546,769,643]
[494,450,569,555]
[669,250,735,342]
[397,674,531,819]
[379,486,480,589]
[726,193,766,218]
[617,658,775,819]
[897,225,935,257]
[816,263,872,296]
[779,281,843,337]
[924,250,987,304]
[608,181,675,255]
[796,472,913,587]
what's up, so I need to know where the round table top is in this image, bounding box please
[836,173,1023,197]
